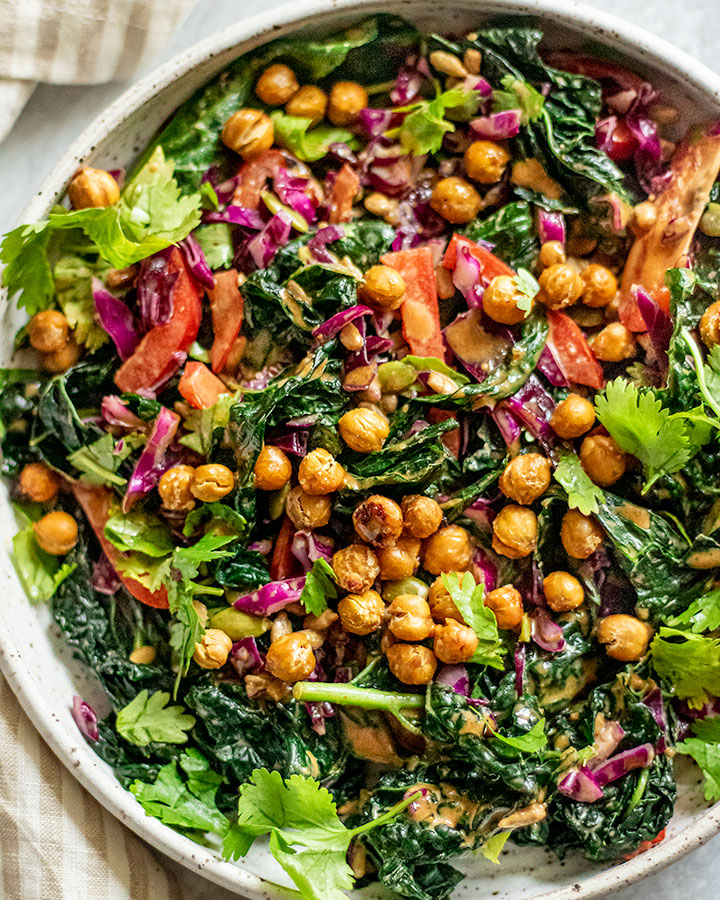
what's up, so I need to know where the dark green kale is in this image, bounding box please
[0,369,42,476]
[463,201,538,269]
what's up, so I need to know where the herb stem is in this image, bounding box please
[625,767,649,817]
[292,682,425,733]
[682,329,720,420]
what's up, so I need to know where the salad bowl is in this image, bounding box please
[1,1,719,899]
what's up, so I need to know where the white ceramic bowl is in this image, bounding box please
[1,1,719,897]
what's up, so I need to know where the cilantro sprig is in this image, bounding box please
[492,75,545,125]
[676,718,720,801]
[667,590,720,634]
[650,627,720,708]
[116,690,196,746]
[441,572,505,668]
[553,449,603,515]
[300,557,338,617]
[385,86,480,155]
[510,268,539,315]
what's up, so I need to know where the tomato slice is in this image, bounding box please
[546,310,604,390]
[381,246,445,360]
[269,516,301,581]
[233,149,286,210]
[178,361,229,409]
[208,269,244,373]
[624,829,666,860]
[115,248,202,394]
[442,233,516,280]
[73,483,169,609]
[328,164,360,224]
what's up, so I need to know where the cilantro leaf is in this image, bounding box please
[553,449,603,515]
[387,87,479,156]
[667,590,720,633]
[441,571,505,668]
[67,432,139,487]
[53,249,112,351]
[676,718,720,801]
[300,558,338,617]
[492,75,545,124]
[650,627,720,707]
[116,689,196,746]
[510,268,539,314]
[490,718,547,752]
[270,112,359,162]
[10,504,76,604]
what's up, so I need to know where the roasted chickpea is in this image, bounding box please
[581,264,617,308]
[700,300,720,348]
[328,81,368,126]
[492,505,537,559]
[430,177,482,224]
[193,629,233,669]
[560,509,604,559]
[401,494,443,539]
[332,543,381,593]
[550,394,595,439]
[129,645,156,665]
[482,275,532,325]
[192,463,235,502]
[434,618,479,664]
[28,310,69,353]
[266,632,316,682]
[543,571,584,612]
[221,109,274,159]
[388,594,435,641]
[580,434,626,487]
[19,461,60,503]
[33,510,78,555]
[386,643,437,685]
[590,322,636,362]
[422,525,473,575]
[464,140,510,184]
[285,486,332,529]
[485,585,524,629]
[68,167,120,209]
[298,448,345,495]
[537,263,584,310]
[158,465,196,511]
[359,265,406,310]
[339,407,389,453]
[539,241,566,267]
[499,454,551,505]
[42,335,80,372]
[337,590,385,635]
[377,536,421,580]
[286,85,328,124]
[428,575,464,622]
[596,614,651,662]
[255,64,299,105]
[353,495,404,547]
[254,445,292,491]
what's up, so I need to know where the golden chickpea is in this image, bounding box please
[339,407,389,453]
[129,645,156,665]
[353,495,403,548]
[464,140,510,184]
[401,494,443,539]
[332,543,380,593]
[543,571,584,612]
[359,265,406,311]
[590,322,636,362]
[422,526,471,576]
[537,264,584,310]
[387,594,435,641]
[539,241,566,267]
[596,614,651,662]
[286,85,328,124]
[428,575,464,622]
[19,461,60,503]
[285,486,332,529]
[221,109,274,160]
[499,454,551,505]
[255,64,299,105]
[266,632,316,682]
[254,445,292,491]
[191,463,235,502]
[193,628,233,669]
[42,335,80,372]
[485,585,524,629]
[298,448,345,495]
[482,275,532,325]
[28,310,69,353]
[68,167,120,209]
[377,536,421,580]
[560,509,604,559]
[434,618,478,663]
[328,81,368,126]
[580,434,626,487]
[386,643,437,685]
[582,264,617,308]
[430,177,482,224]
[550,394,595,439]
[492,505,537,558]
[337,590,385,635]
[158,465,196,511]
[33,511,78,555]
[700,300,720,348]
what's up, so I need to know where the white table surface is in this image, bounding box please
[0,0,718,897]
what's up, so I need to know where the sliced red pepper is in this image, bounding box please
[623,828,666,860]
[115,248,202,394]
[546,310,604,390]
[381,246,445,360]
[178,361,229,409]
[328,164,360,224]
[73,483,169,609]
[208,269,244,373]
[269,516,301,581]
[442,233,516,280]
[233,149,286,210]
[428,408,460,458]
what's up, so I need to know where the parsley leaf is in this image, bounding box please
[675,718,720,801]
[441,572,505,668]
[67,432,140,487]
[490,718,547,752]
[53,249,112,351]
[650,627,720,707]
[492,75,545,125]
[270,112,359,162]
[300,558,338,617]
[510,267,539,314]
[667,590,720,633]
[386,87,479,156]
[553,450,603,515]
[116,689,195,746]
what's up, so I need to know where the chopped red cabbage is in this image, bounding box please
[233,576,307,616]
[641,688,668,753]
[122,406,180,512]
[92,279,139,361]
[390,65,425,105]
[72,695,99,742]
[436,665,470,695]
[470,547,498,592]
[274,168,318,224]
[589,719,626,765]
[359,107,394,137]
[470,110,522,140]
[230,637,265,678]
[266,430,309,457]
[558,765,604,802]
[537,344,570,387]
[247,212,293,269]
[501,375,557,450]
[452,245,485,308]
[312,304,374,341]
[307,224,346,263]
[531,608,566,653]
[204,204,265,229]
[201,165,240,205]
[178,234,215,288]
[291,530,334,573]
[592,743,655,786]
[635,285,672,374]
[491,405,523,448]
[100,396,144,430]
[92,553,121,596]
[137,248,178,333]
[514,644,525,697]
[536,208,566,245]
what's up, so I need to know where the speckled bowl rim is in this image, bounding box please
[1,0,719,897]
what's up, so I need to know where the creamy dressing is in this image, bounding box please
[340,712,403,765]
[616,502,651,530]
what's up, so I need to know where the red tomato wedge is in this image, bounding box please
[328,164,361,224]
[115,248,202,394]
[381,246,445,360]
[442,233,516,280]
[73,482,169,609]
[620,130,720,331]
[269,516,301,581]
[624,829,666,860]
[233,149,286,210]
[208,269,244,373]
[546,311,604,390]
[178,361,229,409]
